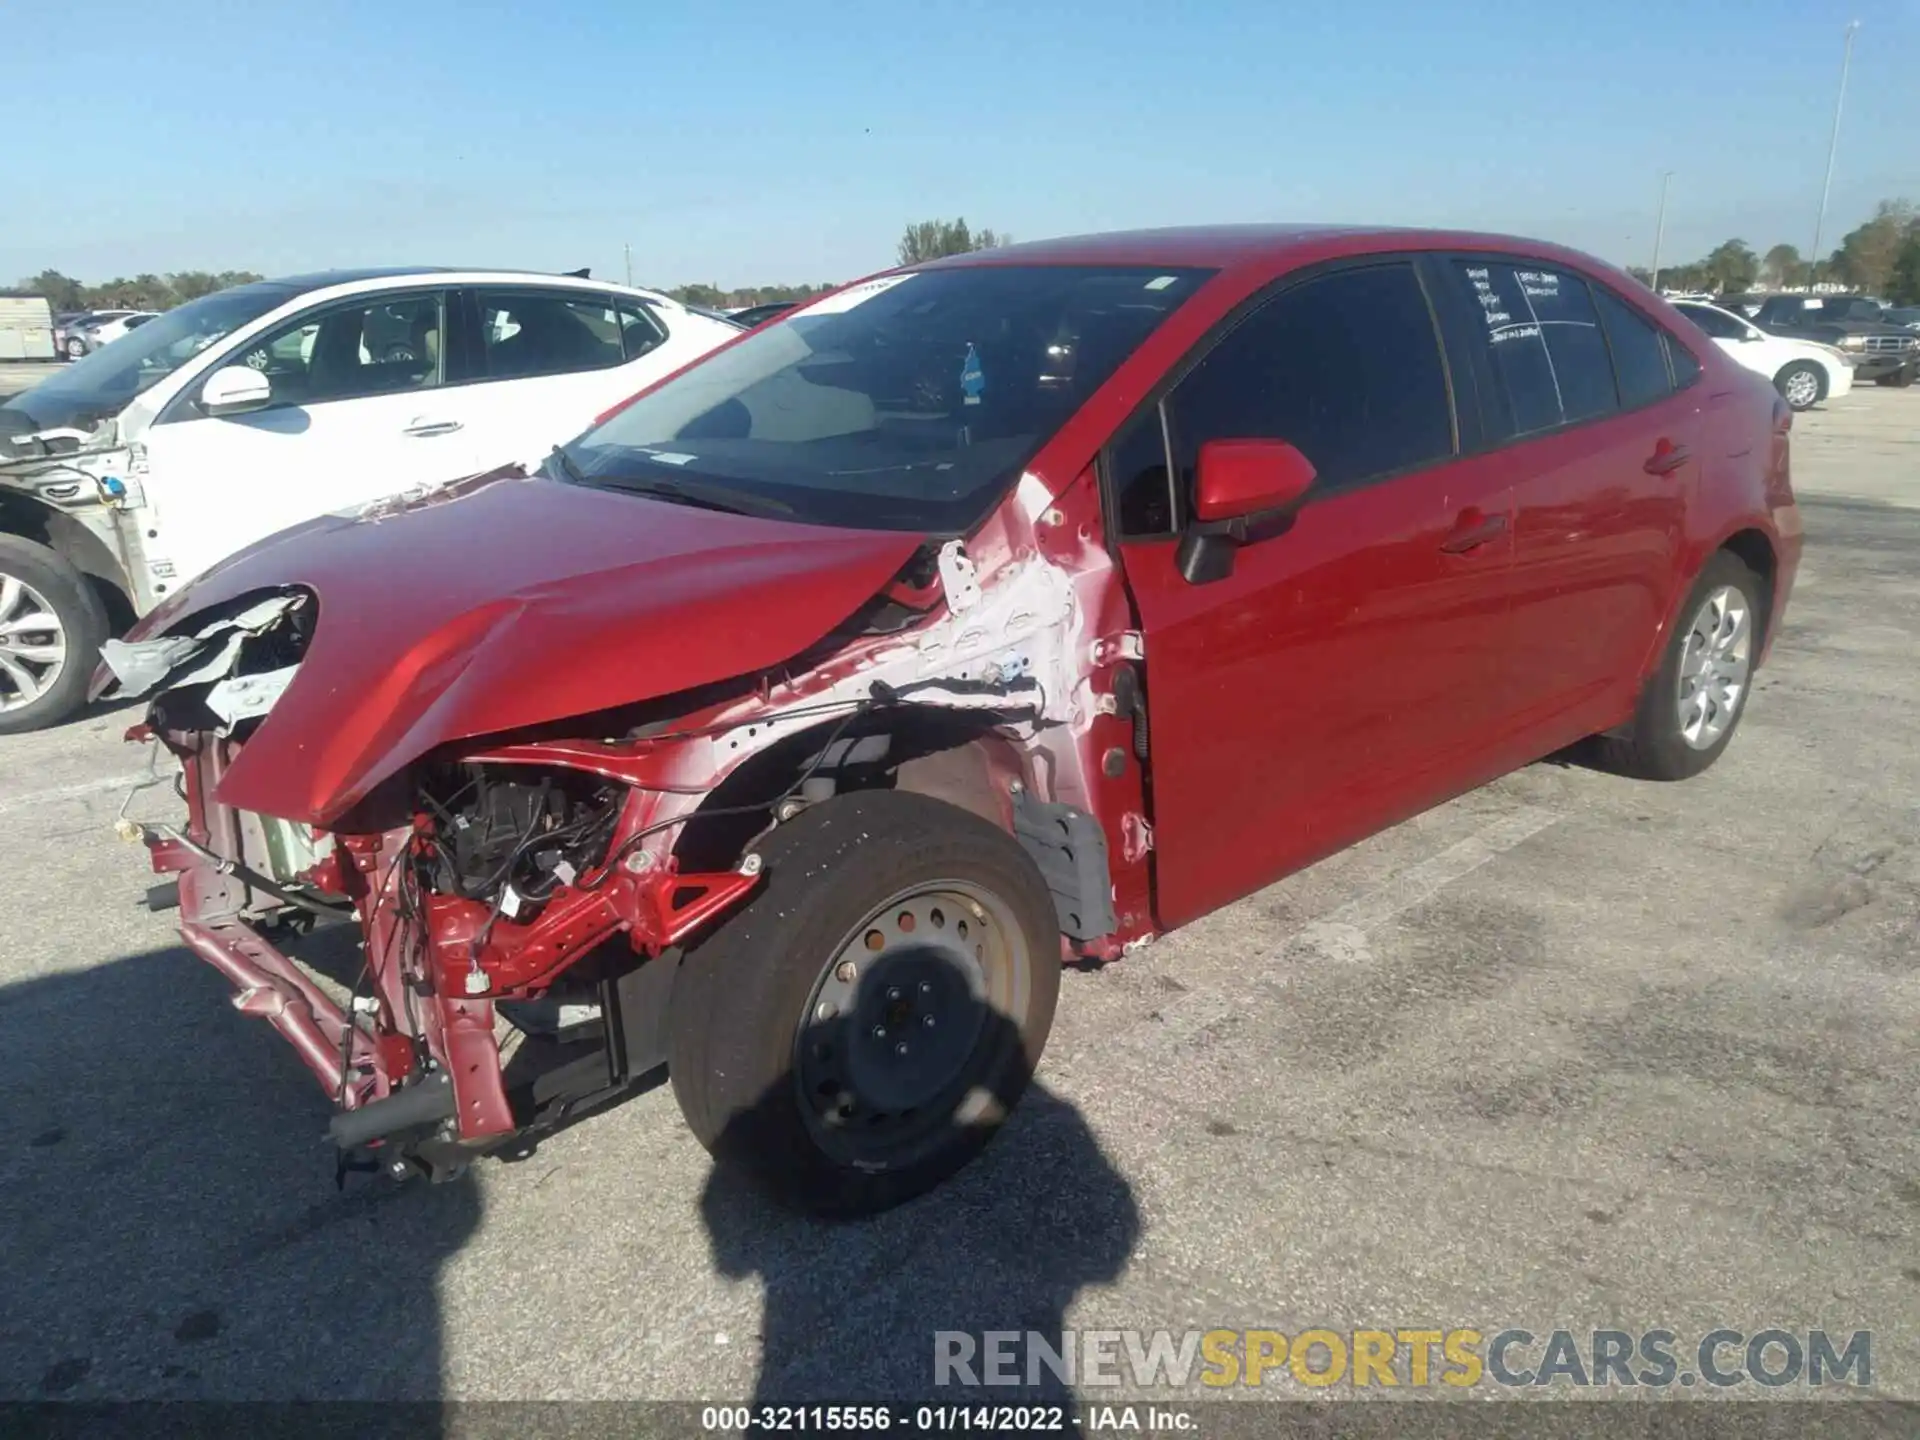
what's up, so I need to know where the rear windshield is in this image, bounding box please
[559,264,1213,532]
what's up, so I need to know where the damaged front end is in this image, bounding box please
[105,467,1150,1186]
[109,601,776,1182]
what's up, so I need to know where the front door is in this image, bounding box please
[140,288,466,587]
[1110,261,1518,931]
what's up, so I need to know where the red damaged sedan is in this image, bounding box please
[99,226,1801,1215]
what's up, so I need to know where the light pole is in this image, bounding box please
[1650,170,1673,291]
[1810,20,1861,283]
[624,242,633,288]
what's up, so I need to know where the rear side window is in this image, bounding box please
[477,289,626,379]
[1448,262,1619,437]
[1595,289,1674,410]
[1664,334,1702,387]
[617,302,667,361]
[1158,263,1454,503]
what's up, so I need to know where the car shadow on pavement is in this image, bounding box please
[0,943,479,1405]
[699,1010,1140,1435]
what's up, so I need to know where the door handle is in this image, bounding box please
[1439,512,1507,554]
[403,418,463,437]
[1644,440,1691,475]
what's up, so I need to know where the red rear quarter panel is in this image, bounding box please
[1672,349,1801,666]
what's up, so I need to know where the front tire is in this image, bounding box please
[0,536,109,735]
[63,335,87,360]
[1876,367,1915,388]
[1773,360,1825,411]
[1606,550,1764,781]
[669,789,1061,1217]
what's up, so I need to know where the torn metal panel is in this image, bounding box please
[207,663,301,731]
[97,592,308,700]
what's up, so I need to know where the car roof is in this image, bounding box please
[256,267,690,307]
[910,224,1618,275]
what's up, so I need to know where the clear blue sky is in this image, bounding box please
[8,0,1916,289]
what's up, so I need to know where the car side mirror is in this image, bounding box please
[1177,439,1317,585]
[199,365,273,416]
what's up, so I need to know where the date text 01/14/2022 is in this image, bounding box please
[700,1404,1123,1432]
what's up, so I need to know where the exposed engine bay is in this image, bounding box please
[108,471,1154,1185]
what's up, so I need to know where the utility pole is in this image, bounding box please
[1651,171,1673,292]
[1810,20,1861,281]
[623,242,633,288]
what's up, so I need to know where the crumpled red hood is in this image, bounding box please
[128,473,922,826]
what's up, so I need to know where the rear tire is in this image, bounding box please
[1605,550,1764,781]
[669,789,1061,1217]
[1773,360,1825,411]
[0,535,109,735]
[63,335,87,360]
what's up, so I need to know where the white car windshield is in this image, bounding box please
[6,283,298,432]
[557,264,1213,532]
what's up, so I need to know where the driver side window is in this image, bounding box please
[229,292,446,407]
[1107,263,1455,540]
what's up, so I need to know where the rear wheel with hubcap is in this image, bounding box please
[1604,549,1763,781]
[1773,360,1825,411]
[0,535,109,735]
[669,789,1061,1216]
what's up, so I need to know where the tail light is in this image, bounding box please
[1771,394,1792,433]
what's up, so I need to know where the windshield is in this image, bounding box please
[559,264,1213,532]
[3,283,296,432]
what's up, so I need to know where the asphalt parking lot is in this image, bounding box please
[1,382,1916,1413]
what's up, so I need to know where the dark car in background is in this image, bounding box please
[1743,294,1917,387]
[727,300,800,327]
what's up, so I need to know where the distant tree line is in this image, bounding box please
[15,268,265,312]
[14,215,1011,317]
[1625,198,1920,303]
[665,281,832,308]
[896,217,1009,265]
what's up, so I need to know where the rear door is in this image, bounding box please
[438,287,688,474]
[1111,259,1519,929]
[1429,258,1696,746]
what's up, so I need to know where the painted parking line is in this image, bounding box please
[1116,804,1564,1056]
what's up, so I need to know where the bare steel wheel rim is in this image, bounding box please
[795,879,1031,1167]
[1675,584,1752,750]
[0,573,68,712]
[1783,369,1819,408]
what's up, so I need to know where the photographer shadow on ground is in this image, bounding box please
[0,936,479,1405]
[698,1002,1139,1435]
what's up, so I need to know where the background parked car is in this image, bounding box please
[727,300,800,327]
[0,267,742,732]
[1672,300,1853,410]
[1884,306,1920,332]
[55,309,137,359]
[1747,294,1919,387]
[78,312,160,353]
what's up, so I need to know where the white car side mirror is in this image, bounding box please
[200,365,273,416]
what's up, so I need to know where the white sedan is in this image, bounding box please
[0,268,743,731]
[1672,300,1853,411]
